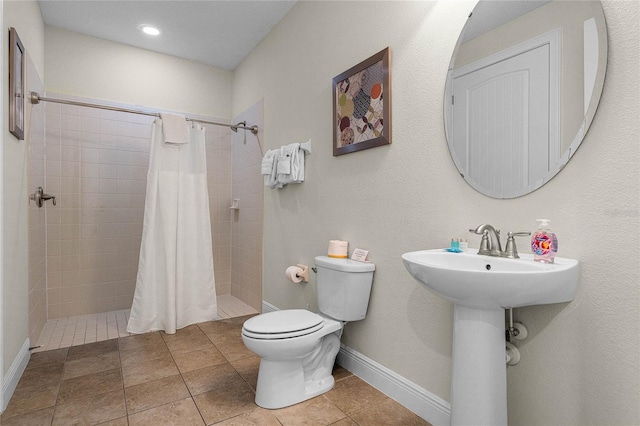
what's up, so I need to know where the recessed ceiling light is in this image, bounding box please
[139,25,160,36]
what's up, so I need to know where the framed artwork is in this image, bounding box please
[332,47,391,156]
[9,27,25,140]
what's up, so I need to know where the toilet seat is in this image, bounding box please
[242,309,324,340]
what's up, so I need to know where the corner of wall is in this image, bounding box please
[2,0,46,381]
[0,0,5,410]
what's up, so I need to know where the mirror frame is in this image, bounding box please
[444,0,608,198]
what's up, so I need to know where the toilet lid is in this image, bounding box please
[243,309,323,336]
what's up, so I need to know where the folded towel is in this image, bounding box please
[160,113,189,144]
[296,139,311,183]
[261,150,276,175]
[277,154,292,175]
[276,139,312,188]
[261,149,279,188]
[277,144,298,186]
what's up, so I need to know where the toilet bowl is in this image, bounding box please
[242,256,375,409]
[242,309,343,409]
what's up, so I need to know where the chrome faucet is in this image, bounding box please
[469,224,503,257]
[469,224,531,258]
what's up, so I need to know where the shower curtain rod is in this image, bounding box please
[29,91,259,135]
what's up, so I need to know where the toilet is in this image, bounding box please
[242,256,375,409]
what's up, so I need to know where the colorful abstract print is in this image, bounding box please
[336,60,384,147]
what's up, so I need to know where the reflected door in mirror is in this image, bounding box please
[450,44,557,198]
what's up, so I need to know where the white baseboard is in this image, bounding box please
[2,338,30,413]
[260,300,450,425]
[261,300,279,314]
[337,344,450,426]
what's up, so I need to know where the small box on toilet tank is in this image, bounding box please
[315,255,375,321]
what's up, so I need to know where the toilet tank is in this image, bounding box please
[314,256,375,321]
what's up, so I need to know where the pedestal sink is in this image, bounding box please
[402,249,579,425]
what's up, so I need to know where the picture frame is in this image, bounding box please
[9,27,25,140]
[332,47,391,156]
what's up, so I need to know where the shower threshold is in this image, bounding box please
[32,295,257,353]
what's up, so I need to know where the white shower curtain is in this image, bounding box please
[127,120,217,334]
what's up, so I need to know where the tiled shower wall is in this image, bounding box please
[231,100,264,311]
[44,94,232,318]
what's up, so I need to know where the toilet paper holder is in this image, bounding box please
[294,264,309,282]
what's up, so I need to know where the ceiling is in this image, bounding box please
[38,0,297,71]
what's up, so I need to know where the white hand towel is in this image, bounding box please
[277,155,292,175]
[261,150,275,175]
[160,113,189,144]
[277,144,298,186]
[261,149,279,188]
[294,139,311,183]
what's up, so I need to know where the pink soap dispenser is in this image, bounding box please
[531,219,558,263]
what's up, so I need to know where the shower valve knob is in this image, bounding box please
[29,187,57,208]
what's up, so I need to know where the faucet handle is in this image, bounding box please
[478,230,491,256]
[469,227,492,255]
[503,231,532,259]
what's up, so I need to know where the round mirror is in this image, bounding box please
[444,1,607,198]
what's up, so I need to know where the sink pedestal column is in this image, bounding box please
[451,305,507,426]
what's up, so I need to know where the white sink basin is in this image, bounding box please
[402,248,579,425]
[401,248,579,310]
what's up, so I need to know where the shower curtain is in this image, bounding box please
[127,120,217,334]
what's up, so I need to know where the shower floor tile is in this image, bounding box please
[33,295,257,353]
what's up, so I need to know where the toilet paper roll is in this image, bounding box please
[285,266,304,283]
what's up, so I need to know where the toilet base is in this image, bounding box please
[254,332,341,409]
[255,358,336,409]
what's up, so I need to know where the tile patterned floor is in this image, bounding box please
[3,315,431,425]
[33,295,258,352]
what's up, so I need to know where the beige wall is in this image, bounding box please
[2,0,45,376]
[44,26,232,120]
[232,1,639,424]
